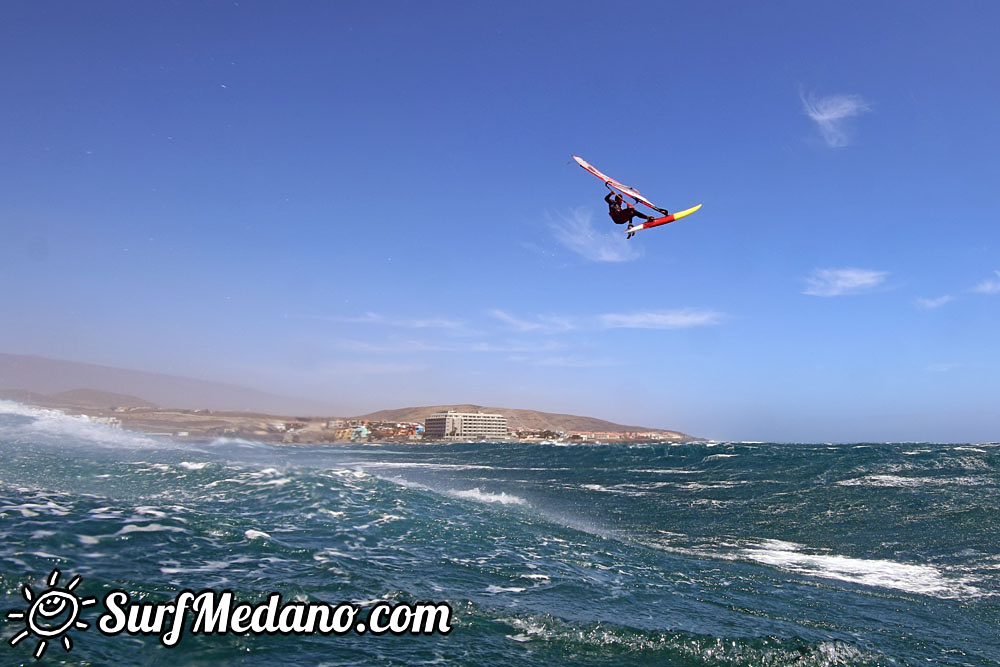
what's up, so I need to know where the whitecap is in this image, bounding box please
[740,540,981,598]
[0,401,162,448]
[132,507,170,519]
[160,560,232,574]
[449,488,526,506]
[1,501,70,517]
[837,474,990,488]
[258,477,292,487]
[486,585,525,594]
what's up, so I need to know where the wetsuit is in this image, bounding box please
[605,192,651,225]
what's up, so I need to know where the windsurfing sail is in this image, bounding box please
[572,155,667,215]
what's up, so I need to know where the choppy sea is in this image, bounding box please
[1,400,997,665]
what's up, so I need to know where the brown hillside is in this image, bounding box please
[356,404,696,440]
[47,389,159,409]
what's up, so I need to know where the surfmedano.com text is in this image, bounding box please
[98,590,453,646]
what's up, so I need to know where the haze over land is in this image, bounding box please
[0,353,692,437]
[0,353,333,414]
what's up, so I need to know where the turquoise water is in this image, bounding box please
[1,401,997,665]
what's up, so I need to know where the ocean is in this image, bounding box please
[1,401,997,665]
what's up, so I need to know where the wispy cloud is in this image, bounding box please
[549,208,641,263]
[915,295,953,310]
[600,308,725,329]
[800,91,872,148]
[331,338,565,355]
[321,311,475,334]
[971,270,1000,294]
[490,309,575,333]
[803,268,888,296]
[927,362,962,373]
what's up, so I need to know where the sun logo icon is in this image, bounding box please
[6,569,97,659]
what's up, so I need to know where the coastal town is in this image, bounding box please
[72,405,693,445]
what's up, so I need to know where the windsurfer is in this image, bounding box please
[605,192,655,238]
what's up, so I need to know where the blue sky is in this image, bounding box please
[3,2,999,442]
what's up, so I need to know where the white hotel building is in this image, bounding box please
[423,411,508,441]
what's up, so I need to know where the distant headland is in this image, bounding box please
[0,353,699,443]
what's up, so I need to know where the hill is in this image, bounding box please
[46,389,159,409]
[0,354,700,440]
[0,353,334,414]
[357,404,696,440]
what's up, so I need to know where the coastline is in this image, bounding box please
[1,398,698,445]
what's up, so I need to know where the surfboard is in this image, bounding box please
[625,204,703,234]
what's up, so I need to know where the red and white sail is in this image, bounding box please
[572,155,663,213]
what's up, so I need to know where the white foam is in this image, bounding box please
[449,488,526,506]
[355,461,500,471]
[837,475,925,487]
[0,400,161,449]
[160,560,232,574]
[327,468,369,480]
[380,475,431,492]
[115,523,188,536]
[580,483,612,492]
[258,477,292,487]
[741,540,981,598]
[677,481,742,490]
[837,474,990,488]
[0,501,70,517]
[350,598,380,607]
[179,461,210,470]
[486,585,525,594]
[503,617,548,643]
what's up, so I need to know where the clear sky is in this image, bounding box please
[3,2,999,442]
